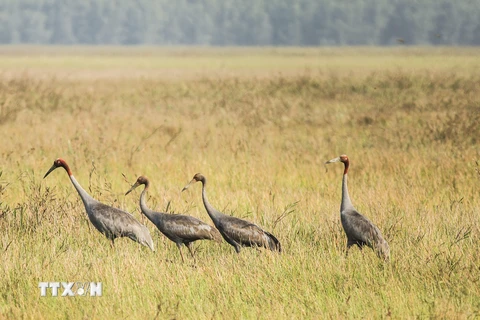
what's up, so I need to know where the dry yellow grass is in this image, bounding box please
[0,46,479,319]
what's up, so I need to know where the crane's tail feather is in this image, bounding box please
[145,238,155,252]
[375,239,390,261]
[127,233,155,252]
[264,231,282,253]
[210,227,223,243]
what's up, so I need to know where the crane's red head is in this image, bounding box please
[192,173,205,182]
[181,173,205,192]
[43,158,72,178]
[125,175,150,195]
[136,176,149,186]
[325,154,350,174]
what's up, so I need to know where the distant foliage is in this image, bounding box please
[1,0,480,45]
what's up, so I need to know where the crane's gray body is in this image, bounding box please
[185,174,281,253]
[138,187,221,247]
[144,211,221,246]
[85,200,154,250]
[212,213,280,253]
[44,159,154,251]
[70,175,154,251]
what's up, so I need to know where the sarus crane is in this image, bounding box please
[44,158,154,251]
[325,155,390,261]
[182,173,281,253]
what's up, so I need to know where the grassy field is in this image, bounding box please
[0,46,479,319]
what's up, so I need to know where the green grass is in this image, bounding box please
[0,46,479,319]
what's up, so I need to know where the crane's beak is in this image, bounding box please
[181,178,196,192]
[125,182,140,195]
[43,164,58,179]
[325,157,341,165]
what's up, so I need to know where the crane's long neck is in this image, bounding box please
[341,173,354,212]
[139,186,158,223]
[200,178,222,223]
[69,175,95,208]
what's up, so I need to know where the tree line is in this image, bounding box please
[1,0,479,46]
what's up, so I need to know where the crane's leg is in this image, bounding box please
[358,244,366,258]
[110,239,115,250]
[345,241,354,257]
[186,243,197,264]
[176,243,185,263]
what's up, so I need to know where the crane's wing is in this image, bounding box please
[218,215,279,250]
[341,210,386,246]
[89,202,153,249]
[161,214,220,242]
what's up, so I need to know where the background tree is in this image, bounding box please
[0,0,478,45]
